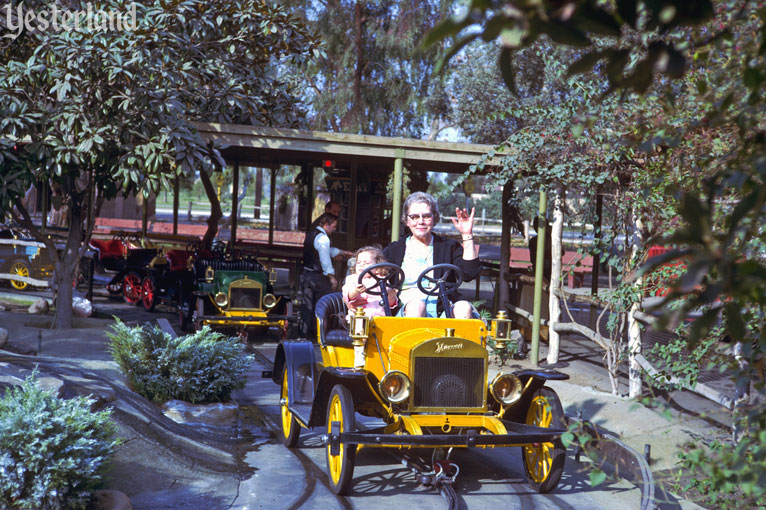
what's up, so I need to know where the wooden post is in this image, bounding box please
[173,174,179,235]
[269,166,277,246]
[254,168,263,219]
[547,185,564,364]
[141,193,148,240]
[496,180,513,313]
[531,189,547,366]
[391,150,404,242]
[303,163,314,229]
[231,161,239,247]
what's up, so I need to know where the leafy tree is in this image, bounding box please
[428,0,765,504]
[0,0,319,328]
[282,0,450,137]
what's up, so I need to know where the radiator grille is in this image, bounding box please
[413,357,484,408]
[230,286,262,309]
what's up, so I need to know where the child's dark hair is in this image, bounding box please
[350,245,386,274]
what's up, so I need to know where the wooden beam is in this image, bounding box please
[231,161,239,246]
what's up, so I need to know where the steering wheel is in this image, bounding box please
[357,263,404,296]
[211,240,233,260]
[186,240,205,253]
[416,264,464,319]
[416,264,463,297]
[357,262,404,317]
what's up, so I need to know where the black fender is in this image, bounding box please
[273,340,320,426]
[309,367,381,428]
[502,369,569,423]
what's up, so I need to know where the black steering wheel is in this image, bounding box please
[416,264,464,319]
[358,263,404,296]
[416,263,463,296]
[357,262,405,316]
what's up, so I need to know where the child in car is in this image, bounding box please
[342,245,398,318]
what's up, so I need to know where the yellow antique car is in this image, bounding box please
[272,263,568,495]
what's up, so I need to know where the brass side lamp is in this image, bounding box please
[350,307,370,368]
[489,310,512,350]
[268,266,277,285]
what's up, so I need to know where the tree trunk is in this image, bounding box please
[12,173,102,329]
[497,180,513,311]
[628,212,645,398]
[199,169,223,246]
[547,185,564,364]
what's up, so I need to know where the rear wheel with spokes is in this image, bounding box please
[9,259,31,290]
[280,371,301,447]
[141,276,157,312]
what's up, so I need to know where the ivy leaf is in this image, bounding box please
[421,15,471,49]
[567,50,607,77]
[590,469,607,487]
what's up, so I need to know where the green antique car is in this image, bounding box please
[184,255,296,340]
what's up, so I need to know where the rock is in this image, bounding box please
[88,489,132,510]
[72,296,93,317]
[0,327,7,348]
[36,375,64,395]
[162,400,239,427]
[28,298,50,315]
[2,340,37,355]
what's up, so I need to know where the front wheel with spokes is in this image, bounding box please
[522,386,566,493]
[326,384,356,495]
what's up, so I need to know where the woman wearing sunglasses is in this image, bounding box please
[383,191,480,318]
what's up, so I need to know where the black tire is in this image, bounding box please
[325,384,356,495]
[106,276,123,298]
[141,276,157,312]
[280,371,301,448]
[522,386,566,493]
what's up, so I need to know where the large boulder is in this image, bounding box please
[28,298,50,315]
[72,296,93,317]
[162,400,239,427]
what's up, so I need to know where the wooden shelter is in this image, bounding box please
[192,122,499,250]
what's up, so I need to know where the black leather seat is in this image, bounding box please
[314,292,354,347]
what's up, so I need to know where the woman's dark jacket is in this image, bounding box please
[383,234,481,303]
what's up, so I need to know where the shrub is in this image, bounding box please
[0,371,116,510]
[107,320,253,404]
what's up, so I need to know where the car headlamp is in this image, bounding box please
[263,293,277,309]
[379,371,411,404]
[490,373,522,406]
[214,292,228,307]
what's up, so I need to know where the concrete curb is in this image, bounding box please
[567,416,655,510]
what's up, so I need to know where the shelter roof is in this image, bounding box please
[193,122,500,173]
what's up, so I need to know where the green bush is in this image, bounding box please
[0,371,116,510]
[107,320,253,404]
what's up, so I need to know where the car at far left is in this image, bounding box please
[0,227,53,290]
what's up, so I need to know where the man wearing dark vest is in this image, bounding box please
[301,212,340,336]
